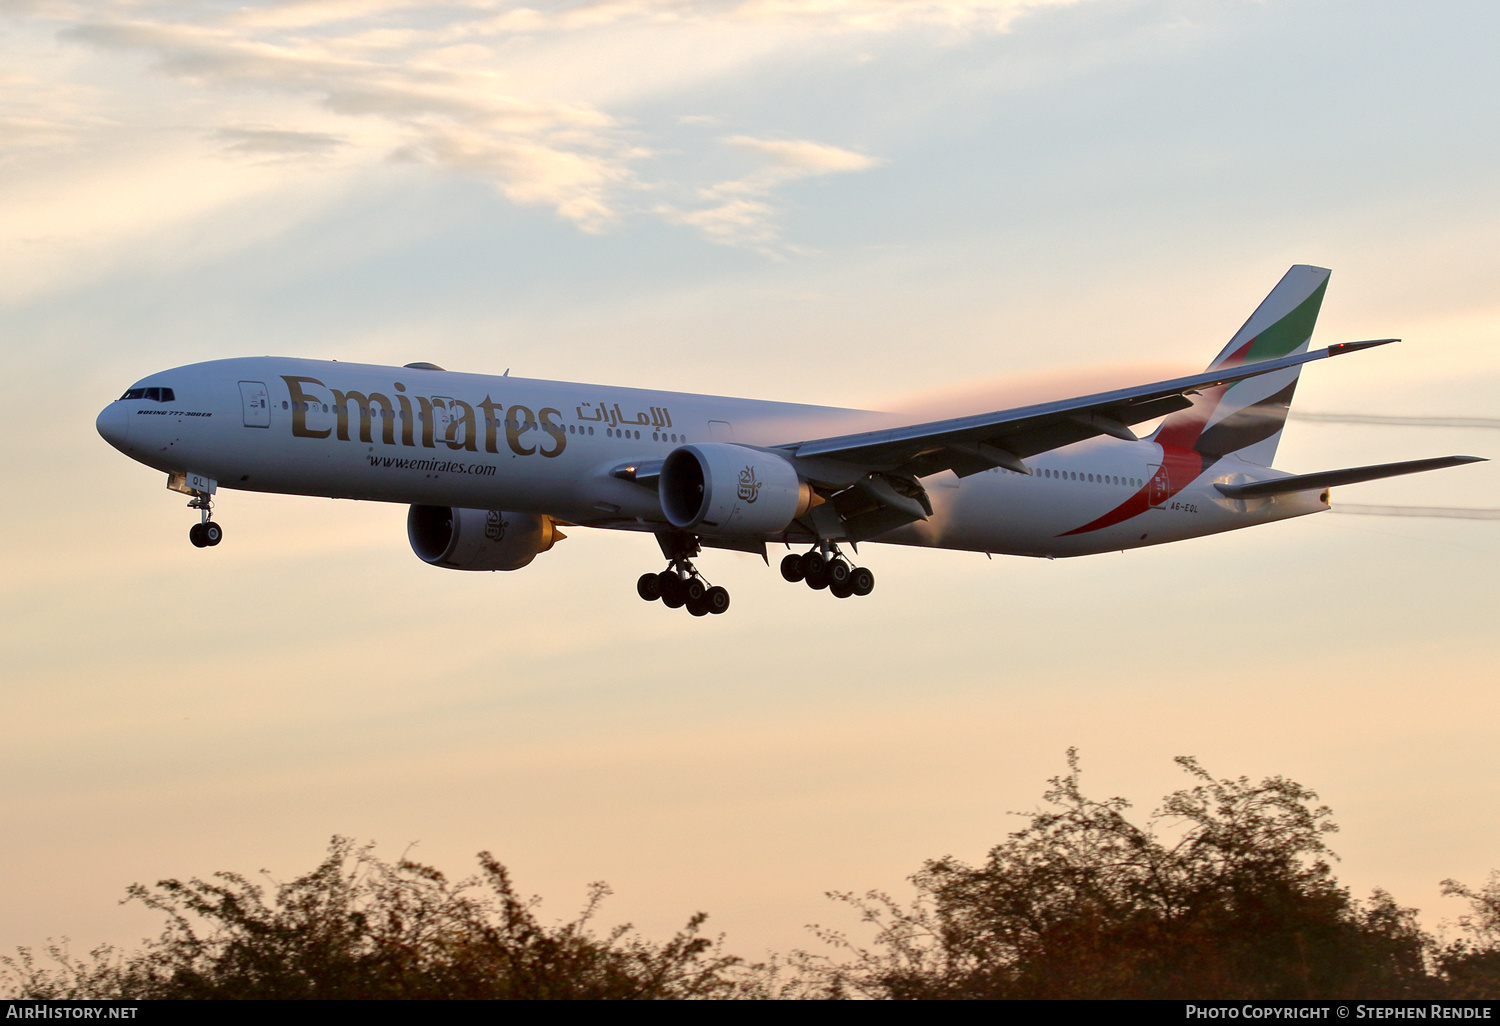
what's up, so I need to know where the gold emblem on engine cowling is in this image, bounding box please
[485,510,506,540]
[737,466,761,503]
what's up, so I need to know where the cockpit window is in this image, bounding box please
[120,387,175,402]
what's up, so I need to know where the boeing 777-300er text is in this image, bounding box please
[97,266,1483,616]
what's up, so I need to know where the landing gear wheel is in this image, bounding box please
[189,523,208,548]
[651,534,733,617]
[203,522,223,546]
[780,553,805,583]
[826,560,851,588]
[851,567,875,597]
[830,578,854,599]
[799,551,825,580]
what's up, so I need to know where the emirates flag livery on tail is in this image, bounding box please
[97,267,1483,615]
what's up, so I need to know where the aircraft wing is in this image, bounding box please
[778,340,1395,484]
[612,340,1399,542]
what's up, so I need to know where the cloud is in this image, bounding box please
[723,135,880,180]
[0,67,106,164]
[0,114,78,159]
[8,0,1078,242]
[226,0,486,31]
[403,124,636,230]
[730,0,1079,32]
[464,0,1081,35]
[659,135,882,252]
[215,126,348,158]
[60,16,636,228]
[659,195,781,249]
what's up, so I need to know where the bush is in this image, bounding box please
[3,838,740,1000]
[813,752,1437,999]
[8,758,1496,1000]
[1434,872,1500,999]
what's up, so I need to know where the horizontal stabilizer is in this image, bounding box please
[1214,455,1486,499]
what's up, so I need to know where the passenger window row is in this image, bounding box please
[1033,468,1144,487]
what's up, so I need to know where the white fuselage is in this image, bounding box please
[96,356,1327,559]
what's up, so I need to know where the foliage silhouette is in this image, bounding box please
[806,751,1474,999]
[3,838,739,1000]
[5,757,1497,1000]
[1434,872,1500,999]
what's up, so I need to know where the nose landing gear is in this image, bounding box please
[779,545,874,599]
[170,472,223,549]
[186,492,223,548]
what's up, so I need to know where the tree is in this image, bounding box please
[815,751,1432,999]
[8,765,1495,1000]
[3,838,741,1000]
[1434,872,1500,999]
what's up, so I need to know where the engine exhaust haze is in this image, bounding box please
[881,364,1192,423]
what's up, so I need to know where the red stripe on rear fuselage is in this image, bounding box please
[1058,444,1216,537]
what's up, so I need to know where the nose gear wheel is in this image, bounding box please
[186,492,223,548]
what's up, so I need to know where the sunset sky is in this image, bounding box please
[2,0,1498,961]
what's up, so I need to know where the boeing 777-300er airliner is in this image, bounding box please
[97,266,1483,616]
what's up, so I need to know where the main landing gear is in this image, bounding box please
[187,492,223,549]
[780,544,874,599]
[637,568,730,617]
[637,534,730,616]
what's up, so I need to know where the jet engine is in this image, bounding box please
[659,443,815,536]
[407,505,564,571]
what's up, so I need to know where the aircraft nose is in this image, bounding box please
[96,402,130,451]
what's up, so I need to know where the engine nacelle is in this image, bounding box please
[659,443,814,536]
[407,506,564,571]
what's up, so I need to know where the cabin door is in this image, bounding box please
[1147,464,1170,507]
[239,381,270,428]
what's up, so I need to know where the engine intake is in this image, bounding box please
[659,443,814,536]
[407,506,564,571]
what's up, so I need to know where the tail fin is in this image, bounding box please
[1150,265,1330,466]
